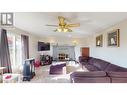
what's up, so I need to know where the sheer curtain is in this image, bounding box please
[0,29,12,73]
[7,32,22,73]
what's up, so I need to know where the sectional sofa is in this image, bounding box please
[70,56,127,83]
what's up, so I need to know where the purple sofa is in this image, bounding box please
[49,63,66,75]
[70,57,127,83]
[70,71,110,83]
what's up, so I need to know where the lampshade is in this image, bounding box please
[56,28,72,32]
[57,28,62,32]
[63,28,68,32]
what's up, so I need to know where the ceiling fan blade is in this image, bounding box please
[66,23,80,28]
[46,24,58,27]
[58,16,66,25]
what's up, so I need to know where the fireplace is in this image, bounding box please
[53,45,75,61]
[58,53,69,61]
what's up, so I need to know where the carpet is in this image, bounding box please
[22,62,86,83]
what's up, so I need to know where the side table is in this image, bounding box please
[0,67,6,83]
[3,73,21,83]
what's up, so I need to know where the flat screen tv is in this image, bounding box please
[38,42,50,51]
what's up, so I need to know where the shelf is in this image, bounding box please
[58,53,69,60]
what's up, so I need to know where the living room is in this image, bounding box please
[1,12,127,83]
[1,1,127,95]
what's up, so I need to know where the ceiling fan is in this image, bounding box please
[46,16,80,32]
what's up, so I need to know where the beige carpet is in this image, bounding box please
[22,62,86,83]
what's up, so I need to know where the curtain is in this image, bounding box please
[0,29,12,73]
[21,35,29,61]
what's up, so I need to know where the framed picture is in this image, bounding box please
[96,35,103,47]
[107,29,120,47]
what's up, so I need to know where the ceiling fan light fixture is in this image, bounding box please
[63,28,68,32]
[57,28,62,32]
[68,29,72,32]
[47,16,80,33]
[55,28,72,32]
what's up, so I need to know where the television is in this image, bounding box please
[38,42,50,51]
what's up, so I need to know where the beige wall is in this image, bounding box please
[89,19,127,67]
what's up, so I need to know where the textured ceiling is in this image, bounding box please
[14,12,127,38]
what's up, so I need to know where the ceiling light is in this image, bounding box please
[63,28,68,32]
[46,16,80,33]
[57,28,62,32]
[73,40,78,45]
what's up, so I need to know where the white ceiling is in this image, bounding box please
[14,12,127,38]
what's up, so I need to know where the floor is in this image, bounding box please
[22,62,86,83]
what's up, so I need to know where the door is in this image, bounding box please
[81,47,89,57]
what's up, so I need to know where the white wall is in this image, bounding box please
[89,19,127,67]
[38,37,88,61]
[28,34,40,59]
[0,26,88,61]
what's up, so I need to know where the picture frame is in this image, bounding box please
[96,35,103,47]
[107,29,120,47]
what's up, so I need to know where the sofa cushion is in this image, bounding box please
[84,65,100,71]
[71,77,110,83]
[70,71,107,78]
[107,72,127,78]
[79,56,89,66]
[105,64,127,72]
[88,58,110,70]
[79,56,89,63]
[94,59,110,70]
[111,78,127,83]
[80,62,88,65]
[88,57,94,64]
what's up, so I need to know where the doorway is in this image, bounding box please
[81,47,89,57]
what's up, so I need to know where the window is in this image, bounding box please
[7,32,22,71]
[1,13,13,25]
